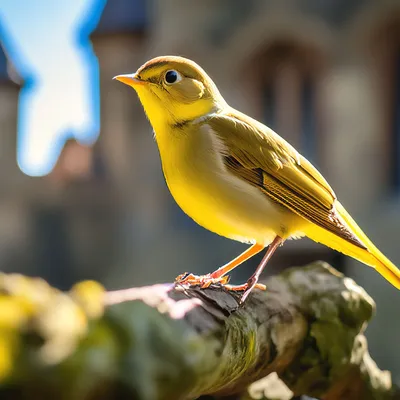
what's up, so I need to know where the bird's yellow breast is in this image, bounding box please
[155,122,302,245]
[157,124,235,235]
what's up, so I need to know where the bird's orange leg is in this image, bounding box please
[238,236,284,303]
[175,243,264,289]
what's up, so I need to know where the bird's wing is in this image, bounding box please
[207,111,366,249]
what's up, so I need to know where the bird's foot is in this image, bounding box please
[175,272,230,289]
[175,272,266,302]
[231,275,266,304]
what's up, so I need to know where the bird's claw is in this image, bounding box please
[175,272,230,288]
[224,282,266,292]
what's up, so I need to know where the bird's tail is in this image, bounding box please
[303,201,400,289]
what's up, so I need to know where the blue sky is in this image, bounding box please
[0,0,107,176]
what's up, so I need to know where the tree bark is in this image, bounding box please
[0,262,397,400]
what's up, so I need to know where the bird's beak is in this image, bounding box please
[113,73,146,87]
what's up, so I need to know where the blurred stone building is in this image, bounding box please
[0,0,399,380]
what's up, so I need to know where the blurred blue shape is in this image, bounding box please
[0,42,7,80]
[0,0,106,176]
[95,0,147,34]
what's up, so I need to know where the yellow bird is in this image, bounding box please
[114,56,400,303]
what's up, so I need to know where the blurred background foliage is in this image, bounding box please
[0,0,399,386]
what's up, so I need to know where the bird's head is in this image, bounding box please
[114,56,226,130]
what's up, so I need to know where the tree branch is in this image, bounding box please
[0,262,397,400]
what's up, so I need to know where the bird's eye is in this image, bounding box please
[164,70,182,85]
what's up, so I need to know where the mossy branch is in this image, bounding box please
[0,262,397,400]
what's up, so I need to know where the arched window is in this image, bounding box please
[256,41,323,166]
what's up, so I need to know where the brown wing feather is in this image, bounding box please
[209,112,366,249]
